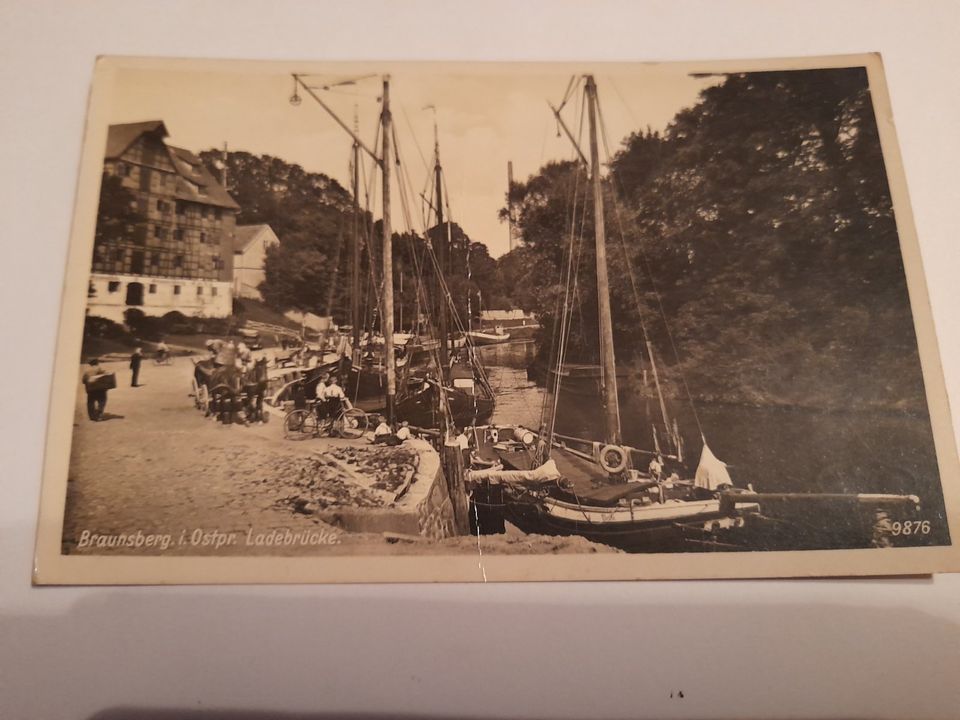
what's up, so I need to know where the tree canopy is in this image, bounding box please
[503,67,926,411]
[199,151,507,332]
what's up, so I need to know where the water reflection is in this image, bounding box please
[479,339,950,547]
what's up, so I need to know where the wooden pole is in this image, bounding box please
[585,75,621,446]
[221,142,228,188]
[351,110,362,363]
[293,75,379,163]
[549,102,589,166]
[381,77,396,424]
[507,160,515,253]
[434,121,449,375]
[646,340,671,436]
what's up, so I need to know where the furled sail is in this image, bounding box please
[468,459,561,487]
[695,442,732,490]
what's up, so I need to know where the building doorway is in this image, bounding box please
[125,282,144,306]
[131,249,145,274]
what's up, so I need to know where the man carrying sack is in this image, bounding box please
[81,358,114,421]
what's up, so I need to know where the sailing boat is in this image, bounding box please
[465,75,762,551]
[465,327,511,346]
[394,116,495,429]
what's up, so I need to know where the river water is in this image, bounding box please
[478,339,951,549]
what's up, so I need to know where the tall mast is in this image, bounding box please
[433,117,449,374]
[221,142,228,188]
[507,160,515,253]
[381,77,396,424]
[351,107,361,362]
[585,75,621,445]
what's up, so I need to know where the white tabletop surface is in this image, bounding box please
[2,2,959,718]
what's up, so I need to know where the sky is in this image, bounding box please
[104,61,719,257]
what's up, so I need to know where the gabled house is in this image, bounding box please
[87,120,240,323]
[233,224,279,301]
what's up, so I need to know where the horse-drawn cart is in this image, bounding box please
[191,357,269,425]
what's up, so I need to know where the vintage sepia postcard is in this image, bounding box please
[33,54,960,584]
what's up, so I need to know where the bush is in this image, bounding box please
[161,310,193,335]
[123,308,164,342]
[162,310,188,324]
[84,315,132,341]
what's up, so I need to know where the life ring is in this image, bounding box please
[599,444,628,475]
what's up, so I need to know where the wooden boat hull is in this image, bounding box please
[501,491,758,553]
[465,424,759,552]
[396,381,495,429]
[465,331,511,346]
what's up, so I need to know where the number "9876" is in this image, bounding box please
[891,520,931,536]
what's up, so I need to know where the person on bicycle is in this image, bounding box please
[317,375,351,422]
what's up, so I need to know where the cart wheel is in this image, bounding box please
[284,409,316,440]
[190,377,200,407]
[336,408,368,439]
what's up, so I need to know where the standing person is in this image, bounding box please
[81,358,110,421]
[455,427,470,466]
[129,347,143,387]
[318,375,351,422]
[648,454,664,482]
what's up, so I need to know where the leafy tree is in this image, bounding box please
[507,67,926,410]
[200,150,355,317]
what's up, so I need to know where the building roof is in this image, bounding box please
[104,121,240,211]
[168,146,240,211]
[234,224,278,253]
[105,121,168,159]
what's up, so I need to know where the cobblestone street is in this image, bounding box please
[62,356,367,555]
[62,356,612,558]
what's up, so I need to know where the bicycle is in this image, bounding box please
[283,400,368,440]
[154,351,173,366]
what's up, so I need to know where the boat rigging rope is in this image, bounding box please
[539,83,591,452]
[388,124,497,426]
[595,91,706,439]
[544,152,590,454]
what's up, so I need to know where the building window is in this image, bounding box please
[150,253,159,266]
[200,231,207,244]
[117,162,130,177]
[200,207,208,220]
[212,255,221,270]
[197,286,203,296]
[107,281,120,293]
[113,248,123,261]
[173,228,183,241]
[211,286,218,296]
[173,285,181,295]
[148,284,157,294]
[214,208,222,220]
[176,201,186,216]
[174,255,183,268]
